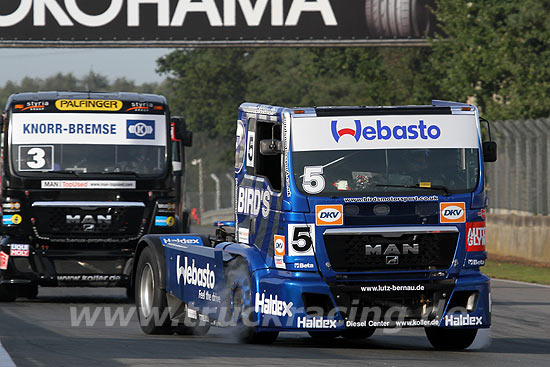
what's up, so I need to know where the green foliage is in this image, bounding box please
[431,0,550,119]
[0,71,163,110]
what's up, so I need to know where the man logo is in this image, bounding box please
[127,120,155,139]
[440,202,466,223]
[316,205,343,226]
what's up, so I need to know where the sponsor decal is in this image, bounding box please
[274,235,285,256]
[346,319,439,328]
[2,214,22,225]
[477,209,487,219]
[297,316,337,329]
[467,259,486,266]
[360,284,425,292]
[12,113,166,146]
[176,256,216,290]
[2,202,21,211]
[344,195,438,203]
[246,131,255,168]
[16,101,49,111]
[0,251,9,270]
[293,262,314,269]
[237,186,272,218]
[292,115,479,152]
[157,202,176,211]
[255,293,293,317]
[274,255,285,269]
[41,180,136,189]
[440,202,466,223]
[238,227,249,244]
[155,216,175,227]
[331,119,441,143]
[444,314,483,327]
[365,243,419,256]
[10,244,30,257]
[161,236,202,247]
[57,274,122,282]
[55,100,123,111]
[466,222,486,252]
[288,224,316,257]
[235,120,246,173]
[315,204,343,226]
[127,119,155,140]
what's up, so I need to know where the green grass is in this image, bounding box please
[483,260,550,285]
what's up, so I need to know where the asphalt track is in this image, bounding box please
[0,277,547,367]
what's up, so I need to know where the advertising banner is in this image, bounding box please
[0,0,435,47]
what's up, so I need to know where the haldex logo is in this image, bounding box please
[331,119,441,143]
[255,293,293,317]
[176,256,216,290]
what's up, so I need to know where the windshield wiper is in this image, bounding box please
[376,183,452,196]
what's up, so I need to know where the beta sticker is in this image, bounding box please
[274,235,285,256]
[316,205,343,226]
[466,222,486,252]
[3,214,22,225]
[440,202,466,223]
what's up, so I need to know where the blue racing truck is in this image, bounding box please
[133,101,497,350]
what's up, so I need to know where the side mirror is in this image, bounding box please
[482,141,497,162]
[259,139,282,155]
[172,116,193,147]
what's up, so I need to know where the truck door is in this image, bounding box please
[236,117,283,264]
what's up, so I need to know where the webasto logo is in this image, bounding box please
[331,119,441,143]
[176,256,215,290]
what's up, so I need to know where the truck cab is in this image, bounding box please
[0,92,191,301]
[133,101,496,350]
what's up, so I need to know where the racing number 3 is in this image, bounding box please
[26,147,47,169]
[302,166,325,194]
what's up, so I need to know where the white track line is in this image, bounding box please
[492,278,550,289]
[0,341,15,367]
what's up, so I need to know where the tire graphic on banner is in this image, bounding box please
[365,0,435,38]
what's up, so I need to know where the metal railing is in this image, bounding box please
[486,118,550,215]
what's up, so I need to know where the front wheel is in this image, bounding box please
[224,257,279,344]
[135,247,173,334]
[425,327,478,350]
[0,284,17,302]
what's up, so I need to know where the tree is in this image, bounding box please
[430,0,550,119]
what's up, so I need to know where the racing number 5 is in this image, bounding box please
[302,166,325,194]
[291,226,313,253]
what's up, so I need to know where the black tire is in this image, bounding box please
[135,247,173,335]
[224,257,278,344]
[16,284,38,299]
[126,284,135,302]
[341,328,376,340]
[0,284,17,302]
[308,331,341,341]
[425,327,478,350]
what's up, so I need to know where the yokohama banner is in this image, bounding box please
[0,0,435,47]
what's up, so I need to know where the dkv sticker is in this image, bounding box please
[315,205,343,226]
[440,202,466,223]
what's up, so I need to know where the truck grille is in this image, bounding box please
[33,206,144,240]
[323,232,458,272]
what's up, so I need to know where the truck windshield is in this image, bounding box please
[293,148,479,196]
[9,112,167,177]
[291,113,481,196]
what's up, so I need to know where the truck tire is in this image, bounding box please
[425,327,478,350]
[365,0,433,38]
[0,284,17,302]
[135,246,173,335]
[17,284,38,299]
[224,257,278,344]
